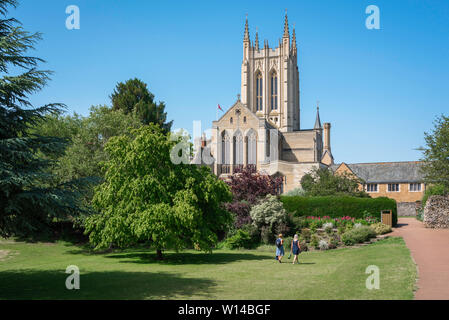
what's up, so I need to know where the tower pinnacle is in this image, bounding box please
[244,15,250,42]
[314,102,322,129]
[255,27,259,50]
[283,9,289,38]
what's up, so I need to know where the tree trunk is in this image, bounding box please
[156,249,163,260]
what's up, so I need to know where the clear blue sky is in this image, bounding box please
[13,0,449,164]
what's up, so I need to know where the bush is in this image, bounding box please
[284,187,306,197]
[329,235,340,249]
[281,195,398,226]
[240,224,260,244]
[224,229,256,249]
[250,194,287,228]
[370,223,392,235]
[300,228,311,241]
[341,226,376,246]
[319,239,329,250]
[283,236,293,251]
[323,222,334,233]
[310,234,319,249]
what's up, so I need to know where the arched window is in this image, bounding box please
[234,131,243,165]
[256,72,263,112]
[247,130,257,165]
[221,131,230,165]
[270,72,278,110]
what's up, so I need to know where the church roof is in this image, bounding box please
[333,161,424,184]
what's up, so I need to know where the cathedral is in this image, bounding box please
[209,14,334,193]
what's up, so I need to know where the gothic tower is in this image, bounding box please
[240,13,300,132]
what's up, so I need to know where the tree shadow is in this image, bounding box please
[395,223,409,228]
[103,251,271,265]
[0,269,216,300]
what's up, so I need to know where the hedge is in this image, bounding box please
[280,195,398,226]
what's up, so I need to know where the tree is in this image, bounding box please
[224,165,283,228]
[420,114,449,190]
[110,78,173,131]
[84,124,232,259]
[300,167,369,197]
[0,0,82,237]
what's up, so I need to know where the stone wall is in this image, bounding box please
[397,202,418,216]
[423,196,449,228]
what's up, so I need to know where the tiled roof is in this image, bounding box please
[334,161,424,183]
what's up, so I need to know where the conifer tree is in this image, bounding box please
[0,0,82,237]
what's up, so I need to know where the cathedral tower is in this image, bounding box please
[240,13,300,132]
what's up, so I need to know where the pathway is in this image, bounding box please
[391,217,449,300]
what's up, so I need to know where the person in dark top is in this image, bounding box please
[290,234,301,264]
[275,234,284,263]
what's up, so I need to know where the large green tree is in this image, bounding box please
[85,124,232,259]
[110,78,172,131]
[0,0,82,237]
[420,114,449,190]
[300,167,369,198]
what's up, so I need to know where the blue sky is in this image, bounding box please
[12,0,449,164]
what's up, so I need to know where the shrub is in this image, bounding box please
[240,224,260,244]
[299,241,308,252]
[281,195,398,226]
[250,194,287,228]
[300,228,311,241]
[310,234,319,249]
[354,223,362,229]
[224,229,256,249]
[329,236,340,249]
[323,222,334,233]
[319,239,329,250]
[283,236,293,251]
[370,223,392,235]
[341,226,376,246]
[284,187,306,197]
[290,215,309,230]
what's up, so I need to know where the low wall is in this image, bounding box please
[423,196,449,228]
[397,202,417,216]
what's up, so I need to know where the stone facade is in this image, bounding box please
[333,162,425,205]
[209,14,333,193]
[423,196,449,228]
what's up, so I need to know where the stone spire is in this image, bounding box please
[314,103,322,129]
[255,27,259,50]
[283,10,289,38]
[292,25,297,50]
[244,16,250,42]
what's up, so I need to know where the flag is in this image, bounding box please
[217,104,223,112]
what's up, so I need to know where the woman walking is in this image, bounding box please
[275,234,284,263]
[291,234,301,264]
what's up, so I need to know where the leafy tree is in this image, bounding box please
[300,167,369,198]
[84,124,232,259]
[0,0,82,237]
[420,114,449,190]
[110,78,173,131]
[224,165,283,228]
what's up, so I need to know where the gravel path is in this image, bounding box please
[391,217,449,300]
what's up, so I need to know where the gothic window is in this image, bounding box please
[256,72,263,112]
[270,72,278,110]
[221,131,230,165]
[230,117,233,124]
[234,131,243,165]
[247,131,257,165]
[243,116,247,123]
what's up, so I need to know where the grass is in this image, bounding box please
[0,237,416,300]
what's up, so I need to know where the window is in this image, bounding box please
[256,73,263,111]
[243,116,246,123]
[388,183,400,192]
[366,184,378,192]
[270,72,278,110]
[409,183,422,192]
[247,131,257,165]
[230,117,233,124]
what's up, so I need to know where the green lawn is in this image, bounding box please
[0,237,416,300]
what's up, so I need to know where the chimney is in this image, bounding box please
[323,123,331,152]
